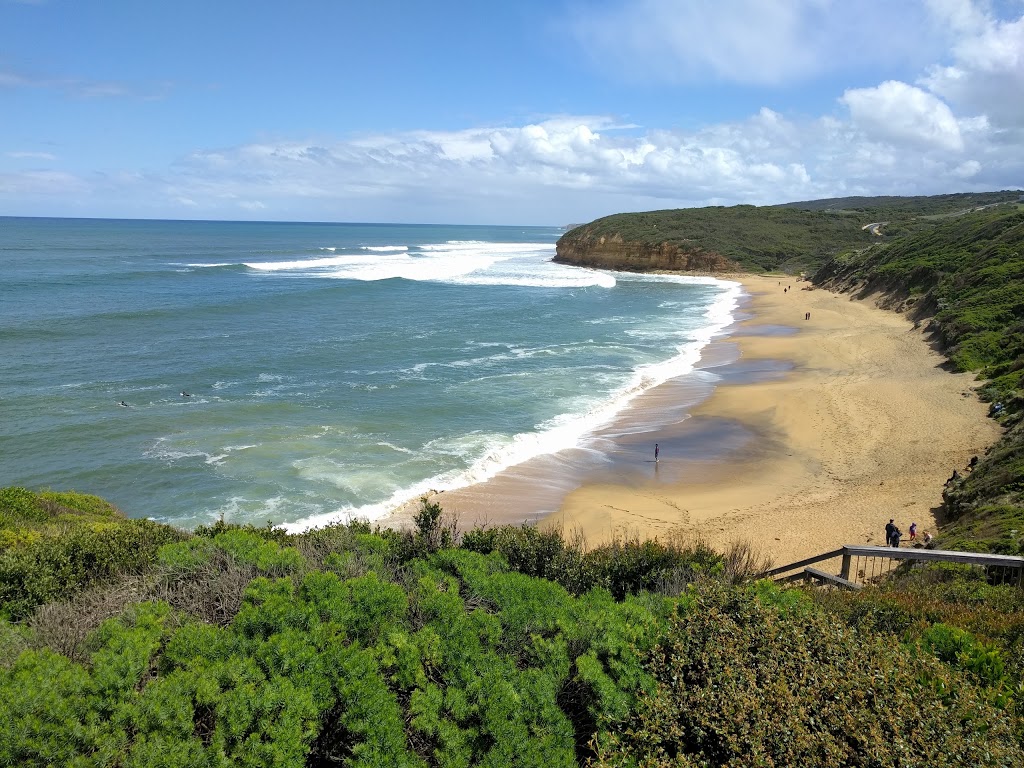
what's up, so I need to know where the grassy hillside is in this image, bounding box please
[1,490,1022,766]
[779,190,1022,215]
[560,191,1023,273]
[561,205,877,273]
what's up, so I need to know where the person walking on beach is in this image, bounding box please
[654,443,659,463]
[909,522,917,542]
[885,519,896,547]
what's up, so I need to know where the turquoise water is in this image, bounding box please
[0,217,739,529]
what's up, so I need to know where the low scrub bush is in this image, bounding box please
[593,582,1024,767]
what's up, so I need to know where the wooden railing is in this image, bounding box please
[765,545,1024,590]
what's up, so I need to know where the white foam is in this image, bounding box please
[245,254,368,271]
[210,239,623,291]
[145,438,259,468]
[283,278,744,534]
[377,441,414,455]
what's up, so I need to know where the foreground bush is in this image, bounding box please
[0,549,672,766]
[593,583,1024,767]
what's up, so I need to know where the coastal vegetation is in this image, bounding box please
[1,488,1023,766]
[6,190,1024,765]
[558,190,1022,273]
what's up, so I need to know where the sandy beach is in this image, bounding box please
[547,274,1002,565]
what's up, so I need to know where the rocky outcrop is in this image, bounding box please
[554,231,739,273]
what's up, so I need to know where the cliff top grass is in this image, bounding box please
[0,486,124,532]
[560,190,1023,273]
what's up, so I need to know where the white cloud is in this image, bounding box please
[920,8,1024,127]
[74,99,1016,221]
[1,96,1019,223]
[840,80,964,151]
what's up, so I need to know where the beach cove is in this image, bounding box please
[549,274,1002,565]
[400,273,1003,566]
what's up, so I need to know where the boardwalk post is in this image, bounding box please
[840,550,852,581]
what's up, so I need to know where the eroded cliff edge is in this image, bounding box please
[554,231,738,273]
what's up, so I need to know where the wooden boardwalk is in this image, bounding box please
[765,544,1024,590]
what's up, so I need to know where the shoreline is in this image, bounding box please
[547,274,1001,565]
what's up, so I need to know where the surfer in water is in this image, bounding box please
[118,400,130,408]
[180,390,192,397]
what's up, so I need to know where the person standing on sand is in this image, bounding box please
[909,522,917,541]
[654,443,659,463]
[885,519,896,547]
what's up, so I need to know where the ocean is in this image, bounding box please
[0,217,741,530]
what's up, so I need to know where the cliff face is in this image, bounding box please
[554,232,739,273]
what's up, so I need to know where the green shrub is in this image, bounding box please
[592,583,1024,767]
[212,530,304,574]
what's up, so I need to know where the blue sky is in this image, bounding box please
[2,0,1023,224]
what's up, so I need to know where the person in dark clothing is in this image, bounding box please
[654,443,659,463]
[885,519,896,547]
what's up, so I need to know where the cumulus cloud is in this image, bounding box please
[920,7,1024,127]
[840,80,964,151]
[2,95,1020,223]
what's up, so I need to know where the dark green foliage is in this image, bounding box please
[779,190,1022,216]
[593,582,1024,768]
[193,516,295,547]
[2,483,1022,764]
[813,568,1024,688]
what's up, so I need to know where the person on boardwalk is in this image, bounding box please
[909,522,917,542]
[654,443,660,463]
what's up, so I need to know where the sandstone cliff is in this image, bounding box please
[554,231,739,273]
